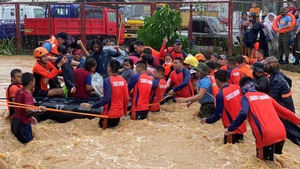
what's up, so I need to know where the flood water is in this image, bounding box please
[0,55,300,169]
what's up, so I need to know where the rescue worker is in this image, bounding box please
[149,66,168,112]
[42,32,70,60]
[32,47,66,97]
[160,37,187,61]
[81,60,129,128]
[218,54,228,70]
[201,70,246,144]
[11,73,46,144]
[183,54,199,95]
[226,58,240,85]
[254,49,265,63]
[176,62,214,118]
[206,62,219,98]
[42,32,70,88]
[236,55,253,78]
[134,40,161,64]
[264,56,300,145]
[167,58,194,98]
[128,60,153,120]
[225,77,300,161]
[252,62,270,93]
[6,69,22,117]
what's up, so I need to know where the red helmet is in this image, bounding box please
[34,47,48,58]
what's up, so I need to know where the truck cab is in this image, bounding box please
[0,4,45,39]
[0,4,45,20]
[189,16,228,50]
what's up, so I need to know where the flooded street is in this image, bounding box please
[0,55,300,169]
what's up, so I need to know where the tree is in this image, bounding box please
[137,5,189,52]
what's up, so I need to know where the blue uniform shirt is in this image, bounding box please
[197,76,214,104]
[278,15,292,29]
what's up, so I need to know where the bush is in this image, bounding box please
[0,38,23,55]
[137,5,189,52]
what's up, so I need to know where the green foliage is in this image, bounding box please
[0,38,22,55]
[137,5,189,52]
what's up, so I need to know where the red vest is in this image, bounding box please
[228,68,241,85]
[70,68,90,99]
[245,92,286,148]
[103,76,129,118]
[149,79,168,112]
[44,35,59,56]
[222,84,246,134]
[132,73,153,111]
[169,70,194,98]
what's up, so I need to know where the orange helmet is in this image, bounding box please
[34,47,48,58]
[195,53,205,61]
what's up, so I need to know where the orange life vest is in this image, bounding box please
[43,35,59,56]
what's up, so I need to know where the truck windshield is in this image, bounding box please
[125,4,150,19]
[34,9,45,18]
[207,17,225,32]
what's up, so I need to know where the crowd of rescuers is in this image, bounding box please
[5,32,300,161]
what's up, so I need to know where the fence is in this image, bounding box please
[0,1,235,55]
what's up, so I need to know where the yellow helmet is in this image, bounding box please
[34,47,48,58]
[184,54,198,67]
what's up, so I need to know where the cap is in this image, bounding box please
[219,54,227,60]
[280,7,287,13]
[193,62,208,75]
[251,61,265,72]
[174,39,182,45]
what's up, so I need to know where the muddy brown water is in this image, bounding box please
[0,55,300,169]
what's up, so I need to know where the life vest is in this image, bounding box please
[209,70,219,98]
[245,92,286,148]
[169,69,194,98]
[238,64,253,78]
[222,84,247,134]
[145,46,161,65]
[162,63,172,79]
[228,68,241,85]
[6,83,22,116]
[149,78,168,112]
[103,76,129,118]
[220,65,227,70]
[131,73,153,113]
[32,62,61,91]
[69,68,90,99]
[43,35,59,56]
